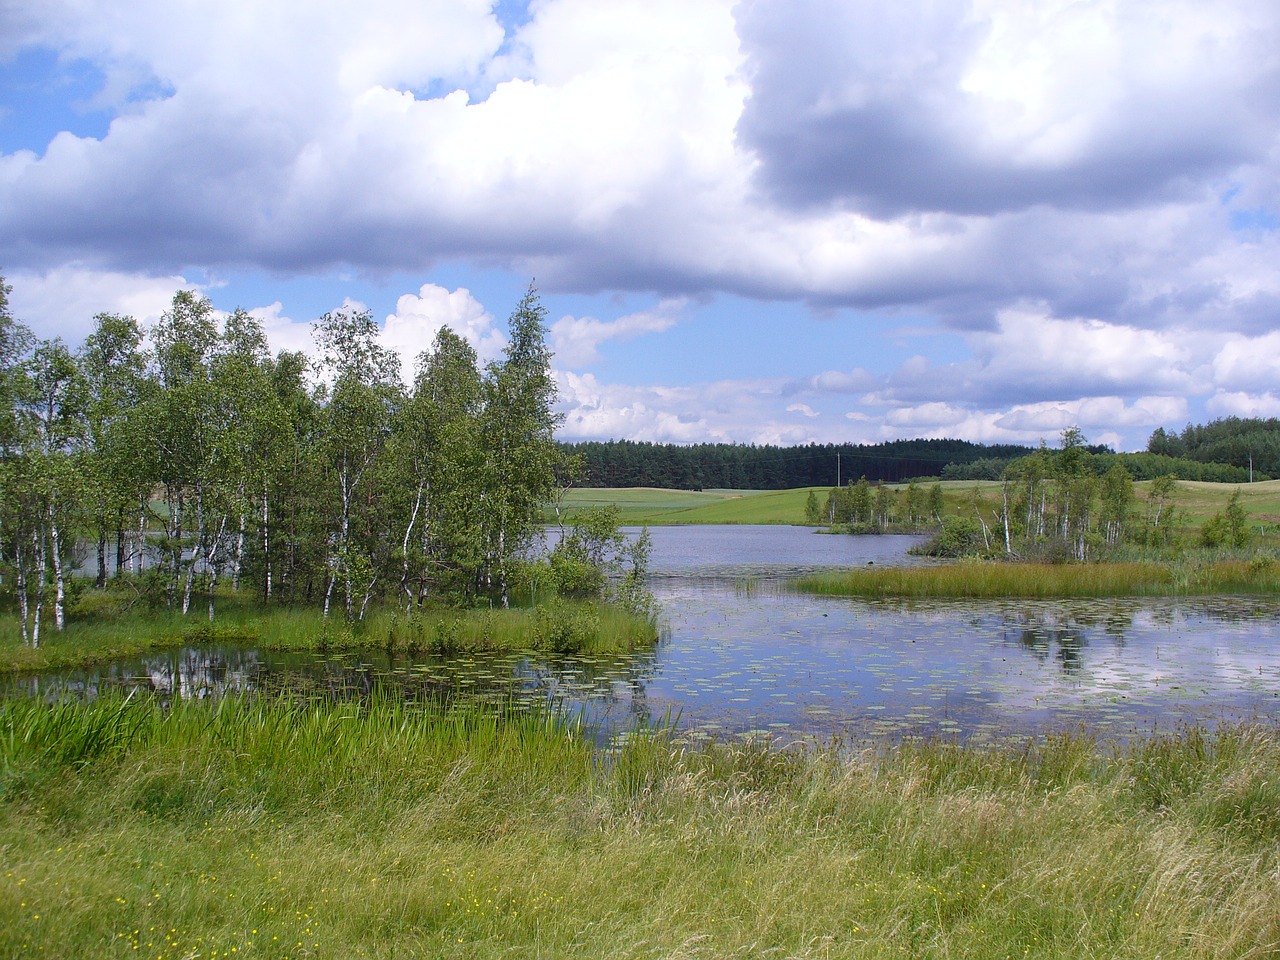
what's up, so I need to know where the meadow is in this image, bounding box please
[549,486,814,524]
[552,479,1280,533]
[2,695,1277,959]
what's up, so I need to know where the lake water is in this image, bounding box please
[13,526,1280,745]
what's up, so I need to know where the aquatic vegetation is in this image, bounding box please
[0,599,658,673]
[796,559,1280,598]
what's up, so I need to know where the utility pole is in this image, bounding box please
[837,451,841,488]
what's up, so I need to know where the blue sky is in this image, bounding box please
[3,0,1280,450]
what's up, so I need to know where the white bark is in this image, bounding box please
[262,474,271,603]
[49,505,65,632]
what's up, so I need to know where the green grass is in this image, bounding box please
[957,478,1280,540]
[0,600,657,673]
[551,486,824,525]
[796,558,1280,598]
[551,479,1280,534]
[2,695,1278,958]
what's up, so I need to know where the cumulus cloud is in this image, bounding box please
[737,0,1278,216]
[1206,391,1280,418]
[5,265,192,341]
[550,298,683,367]
[3,0,1280,449]
[382,284,504,383]
[3,0,1280,343]
[1211,331,1280,392]
[250,302,316,359]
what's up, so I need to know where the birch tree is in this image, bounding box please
[313,306,401,619]
[79,313,150,584]
[480,285,565,607]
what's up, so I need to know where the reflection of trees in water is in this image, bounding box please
[5,647,261,702]
[999,605,1138,675]
[7,646,660,732]
[1011,626,1087,674]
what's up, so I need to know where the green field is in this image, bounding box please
[552,480,1280,535]
[3,695,1278,959]
[550,486,821,524]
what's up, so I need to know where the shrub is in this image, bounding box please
[914,516,986,557]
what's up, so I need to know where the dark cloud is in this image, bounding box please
[736,0,1280,218]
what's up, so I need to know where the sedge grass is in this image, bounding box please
[0,599,657,673]
[796,558,1280,598]
[2,695,1278,958]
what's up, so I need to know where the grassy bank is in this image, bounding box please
[2,695,1278,958]
[0,600,657,674]
[796,558,1280,599]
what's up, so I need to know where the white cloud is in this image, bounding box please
[550,298,683,367]
[1206,391,1280,418]
[1212,331,1280,392]
[250,302,315,359]
[7,265,191,343]
[786,403,818,418]
[1,0,1279,448]
[885,402,968,429]
[382,283,504,383]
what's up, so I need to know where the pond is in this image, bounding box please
[12,526,1280,745]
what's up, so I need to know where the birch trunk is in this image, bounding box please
[233,505,245,592]
[16,541,29,646]
[400,479,425,614]
[32,528,46,648]
[181,485,203,616]
[262,474,271,604]
[49,505,65,632]
[207,515,227,621]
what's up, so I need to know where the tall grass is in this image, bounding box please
[2,695,1279,958]
[797,558,1280,598]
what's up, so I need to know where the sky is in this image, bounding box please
[2,0,1279,452]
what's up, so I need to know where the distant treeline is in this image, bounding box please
[565,436,1266,490]
[1149,417,1280,478]
[943,451,1261,484]
[562,439,1037,490]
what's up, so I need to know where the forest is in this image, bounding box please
[564,435,1261,489]
[1148,417,1280,477]
[0,277,593,646]
[563,438,1038,489]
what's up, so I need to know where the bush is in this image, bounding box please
[914,516,986,557]
[532,600,600,654]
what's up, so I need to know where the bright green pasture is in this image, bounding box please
[2,696,1278,959]
[552,486,820,524]
[554,480,1280,532]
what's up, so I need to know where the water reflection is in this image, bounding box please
[10,527,1280,745]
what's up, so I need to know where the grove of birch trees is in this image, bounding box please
[0,277,570,644]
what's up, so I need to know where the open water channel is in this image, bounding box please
[11,526,1280,745]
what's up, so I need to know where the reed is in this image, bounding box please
[2,695,1278,959]
[796,558,1280,598]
